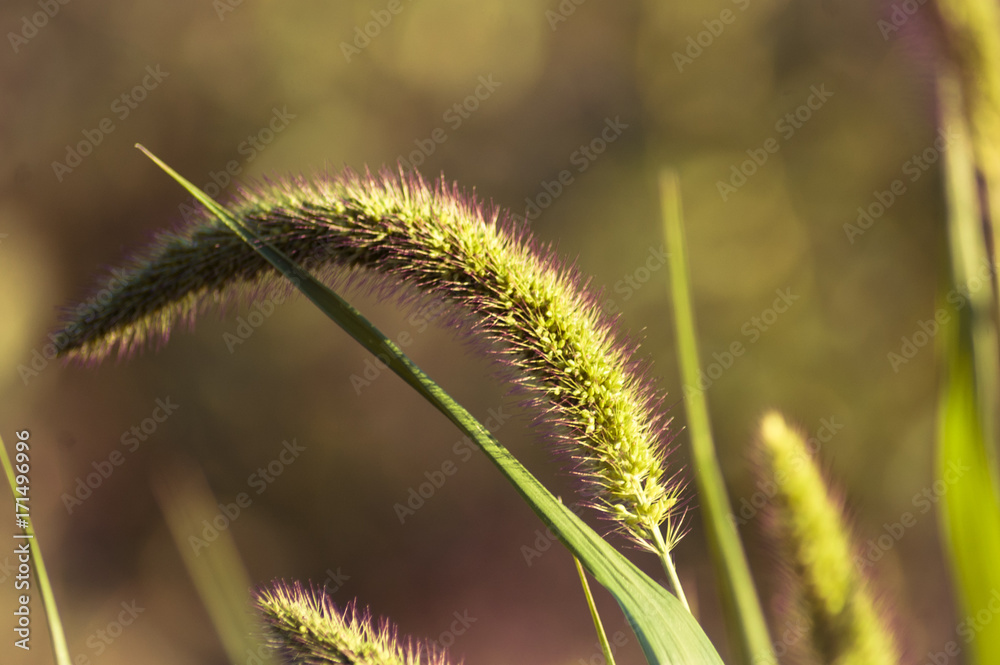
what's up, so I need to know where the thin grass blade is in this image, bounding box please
[0,432,72,665]
[154,463,275,665]
[660,170,775,665]
[574,555,617,665]
[937,73,1000,665]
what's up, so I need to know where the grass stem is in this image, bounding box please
[573,555,616,665]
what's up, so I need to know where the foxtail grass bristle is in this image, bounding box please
[758,412,898,665]
[53,167,683,551]
[256,582,449,665]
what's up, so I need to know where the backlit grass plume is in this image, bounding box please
[256,582,449,665]
[53,167,684,554]
[757,412,897,665]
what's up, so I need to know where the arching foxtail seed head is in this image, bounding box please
[53,167,685,550]
[256,581,449,665]
[757,412,899,665]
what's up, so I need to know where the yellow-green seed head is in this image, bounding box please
[758,412,898,665]
[257,581,450,665]
[53,167,685,551]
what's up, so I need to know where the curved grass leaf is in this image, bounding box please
[938,75,1000,665]
[0,433,71,665]
[154,464,275,665]
[135,145,724,665]
[660,171,774,665]
[937,331,1000,665]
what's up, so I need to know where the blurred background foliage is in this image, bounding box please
[0,0,955,663]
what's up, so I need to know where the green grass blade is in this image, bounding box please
[574,555,617,665]
[136,145,724,665]
[937,73,1000,665]
[937,332,1000,665]
[935,0,1000,401]
[660,170,775,665]
[939,73,1000,483]
[154,464,275,665]
[0,433,72,665]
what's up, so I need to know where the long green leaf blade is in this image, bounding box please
[0,432,72,665]
[154,465,275,665]
[136,145,724,665]
[660,170,775,665]
[938,332,1000,665]
[937,74,1000,665]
